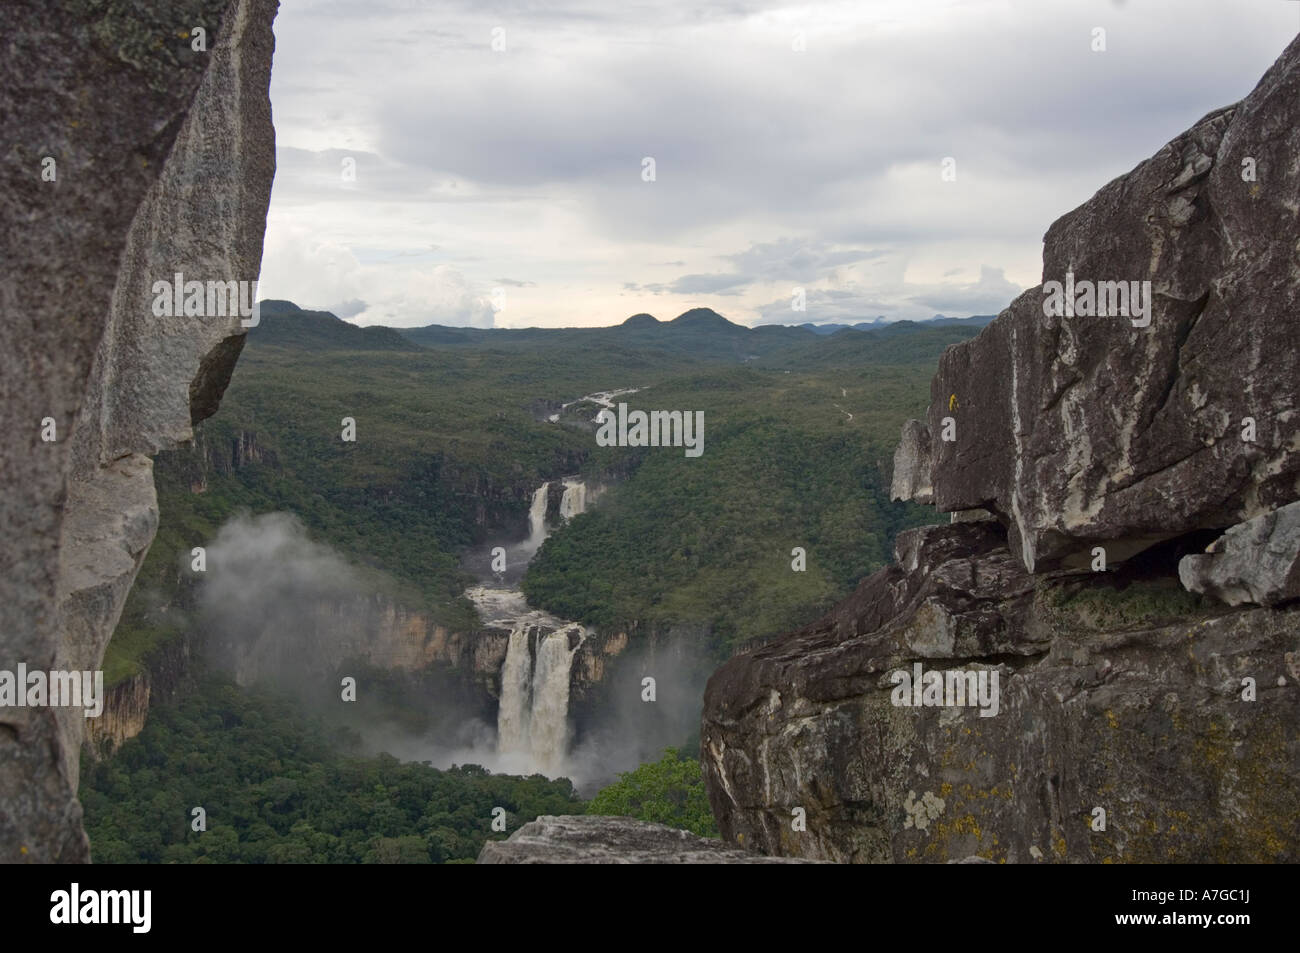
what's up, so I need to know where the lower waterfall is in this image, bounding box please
[491,619,586,776]
[496,624,534,755]
[528,626,585,775]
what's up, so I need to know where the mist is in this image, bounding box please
[194,511,715,793]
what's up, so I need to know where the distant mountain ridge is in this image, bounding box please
[252,300,422,351]
[798,315,996,335]
[253,301,992,362]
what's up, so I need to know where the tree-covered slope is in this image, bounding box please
[107,301,979,680]
[82,676,583,863]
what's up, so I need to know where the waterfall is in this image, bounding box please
[528,626,584,774]
[559,480,586,521]
[490,617,586,775]
[524,483,549,551]
[469,475,601,776]
[496,624,534,754]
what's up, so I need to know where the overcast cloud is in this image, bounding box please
[256,0,1298,328]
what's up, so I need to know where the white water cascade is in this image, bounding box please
[490,619,587,775]
[496,624,534,755]
[521,484,550,555]
[528,627,585,774]
[559,480,587,521]
[463,474,599,777]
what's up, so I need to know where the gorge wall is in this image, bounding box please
[701,35,1300,863]
[0,0,278,862]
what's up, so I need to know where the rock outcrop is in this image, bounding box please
[702,36,1300,864]
[893,39,1300,574]
[85,673,153,758]
[890,419,933,505]
[0,0,277,862]
[704,522,1298,862]
[86,630,190,759]
[1179,500,1300,608]
[477,815,816,863]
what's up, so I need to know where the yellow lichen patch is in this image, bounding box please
[1191,719,1292,860]
[1105,709,1120,730]
[1052,831,1067,857]
[940,782,953,797]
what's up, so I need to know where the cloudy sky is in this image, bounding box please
[256,0,1297,329]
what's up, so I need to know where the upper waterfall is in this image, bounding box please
[559,480,587,521]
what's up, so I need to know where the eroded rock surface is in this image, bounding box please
[705,36,1300,864]
[1180,500,1300,607]
[0,0,277,862]
[476,815,816,863]
[890,419,933,505]
[704,523,1299,862]
[894,36,1300,573]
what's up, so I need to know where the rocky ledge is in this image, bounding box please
[477,815,817,863]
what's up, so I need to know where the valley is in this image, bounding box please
[81,302,978,859]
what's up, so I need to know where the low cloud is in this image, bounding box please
[754,265,1023,324]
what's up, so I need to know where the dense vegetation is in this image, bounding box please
[586,748,719,837]
[84,678,722,861]
[89,302,979,863]
[106,301,976,679]
[82,676,583,864]
[522,365,942,646]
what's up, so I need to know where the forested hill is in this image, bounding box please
[250,299,986,367]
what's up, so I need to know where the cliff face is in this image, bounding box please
[223,593,509,687]
[897,43,1300,575]
[701,37,1300,863]
[86,634,189,759]
[87,674,152,758]
[0,0,277,862]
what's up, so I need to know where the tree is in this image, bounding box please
[586,748,719,837]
